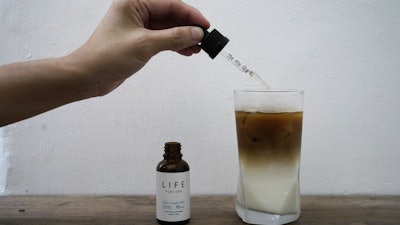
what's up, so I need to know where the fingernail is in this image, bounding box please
[191,27,204,43]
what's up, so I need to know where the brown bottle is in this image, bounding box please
[156,142,190,225]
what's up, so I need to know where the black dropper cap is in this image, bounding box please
[200,28,229,59]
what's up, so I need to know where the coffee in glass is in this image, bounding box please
[234,90,304,225]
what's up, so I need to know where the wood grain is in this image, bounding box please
[0,195,399,225]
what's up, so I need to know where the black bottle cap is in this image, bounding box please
[200,28,229,59]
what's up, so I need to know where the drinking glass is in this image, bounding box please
[234,89,304,225]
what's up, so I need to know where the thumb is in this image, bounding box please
[146,26,204,54]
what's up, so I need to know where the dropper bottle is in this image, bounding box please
[200,28,270,89]
[156,142,190,225]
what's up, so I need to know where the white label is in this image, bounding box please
[156,171,190,222]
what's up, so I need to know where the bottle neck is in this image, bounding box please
[163,142,182,162]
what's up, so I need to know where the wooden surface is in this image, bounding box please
[0,195,399,225]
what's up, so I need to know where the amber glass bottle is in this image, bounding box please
[156,142,190,225]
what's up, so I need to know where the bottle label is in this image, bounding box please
[156,171,190,222]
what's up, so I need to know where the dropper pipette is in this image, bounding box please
[219,49,270,89]
[199,28,270,89]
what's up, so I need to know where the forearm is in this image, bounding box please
[0,56,98,126]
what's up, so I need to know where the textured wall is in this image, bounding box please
[1,0,400,195]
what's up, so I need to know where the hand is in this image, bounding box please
[68,0,210,96]
[0,0,210,126]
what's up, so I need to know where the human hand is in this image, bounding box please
[0,0,210,126]
[68,0,210,96]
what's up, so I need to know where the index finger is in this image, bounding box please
[143,0,210,29]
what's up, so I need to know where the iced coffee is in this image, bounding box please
[234,90,303,225]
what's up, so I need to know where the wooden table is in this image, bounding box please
[0,195,399,225]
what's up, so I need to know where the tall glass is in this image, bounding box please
[234,90,304,225]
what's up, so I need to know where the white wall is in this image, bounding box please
[1,0,399,195]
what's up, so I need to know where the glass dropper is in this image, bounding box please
[219,49,270,88]
[199,28,270,89]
